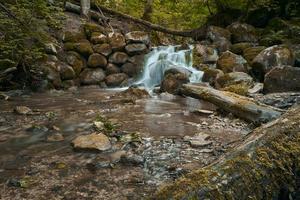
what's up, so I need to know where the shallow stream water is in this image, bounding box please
[0,87,252,199]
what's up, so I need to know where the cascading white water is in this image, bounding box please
[134,45,203,90]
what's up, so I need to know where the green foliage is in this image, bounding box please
[0,0,64,70]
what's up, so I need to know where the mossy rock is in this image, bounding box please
[63,31,86,43]
[84,23,106,39]
[64,41,93,58]
[243,46,266,64]
[202,68,224,87]
[230,43,253,55]
[222,83,250,96]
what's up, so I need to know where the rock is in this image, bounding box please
[213,38,232,53]
[255,92,300,109]
[121,62,140,77]
[66,51,85,75]
[125,31,150,45]
[120,153,144,166]
[42,62,62,89]
[90,32,107,44]
[242,46,266,64]
[108,33,126,51]
[62,80,76,89]
[227,22,258,43]
[252,45,295,81]
[119,88,150,99]
[72,133,111,151]
[84,23,106,39]
[105,73,128,87]
[248,83,264,94]
[80,68,106,85]
[128,55,145,68]
[63,31,86,43]
[125,43,148,55]
[216,72,254,89]
[64,41,93,57]
[230,43,253,55]
[45,43,57,55]
[109,52,128,64]
[207,26,231,42]
[14,106,32,115]
[193,44,218,64]
[264,66,300,93]
[47,133,64,142]
[106,63,121,75]
[217,51,248,73]
[87,53,107,68]
[58,63,76,80]
[93,43,112,57]
[160,70,190,94]
[164,67,192,78]
[183,133,212,148]
[202,68,224,87]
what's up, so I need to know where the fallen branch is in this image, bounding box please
[154,105,300,199]
[181,84,282,124]
[65,1,207,40]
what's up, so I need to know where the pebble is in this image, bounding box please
[47,133,64,142]
[72,133,111,151]
[14,106,32,115]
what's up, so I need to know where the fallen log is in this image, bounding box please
[154,105,300,199]
[181,84,282,124]
[65,1,207,40]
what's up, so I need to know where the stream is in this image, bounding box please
[0,46,253,199]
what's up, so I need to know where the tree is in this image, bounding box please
[141,0,153,22]
[81,0,90,19]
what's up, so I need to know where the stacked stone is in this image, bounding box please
[45,23,150,89]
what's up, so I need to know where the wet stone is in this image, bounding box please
[14,106,32,115]
[72,133,111,151]
[183,133,213,148]
[47,133,64,142]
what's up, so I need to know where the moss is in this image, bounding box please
[84,23,106,39]
[64,42,93,57]
[63,31,86,43]
[222,83,250,96]
[192,47,203,67]
[154,106,300,200]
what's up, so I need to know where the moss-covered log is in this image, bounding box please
[154,105,300,200]
[181,84,282,124]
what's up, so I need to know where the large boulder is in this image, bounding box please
[242,46,266,64]
[105,73,128,87]
[217,51,248,73]
[202,68,224,87]
[72,133,111,151]
[106,63,120,75]
[193,44,218,64]
[206,26,232,53]
[215,72,254,89]
[42,62,62,88]
[125,43,148,55]
[87,53,107,68]
[109,52,128,64]
[65,51,85,75]
[207,26,231,42]
[252,45,295,81]
[80,68,106,85]
[264,66,300,93]
[57,62,76,80]
[227,22,258,43]
[160,68,190,94]
[125,31,150,45]
[90,32,107,44]
[64,41,93,57]
[108,33,126,51]
[93,43,112,57]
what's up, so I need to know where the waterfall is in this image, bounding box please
[134,45,203,90]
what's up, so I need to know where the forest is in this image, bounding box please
[0,0,300,199]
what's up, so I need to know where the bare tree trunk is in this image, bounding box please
[142,0,153,22]
[80,0,90,19]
